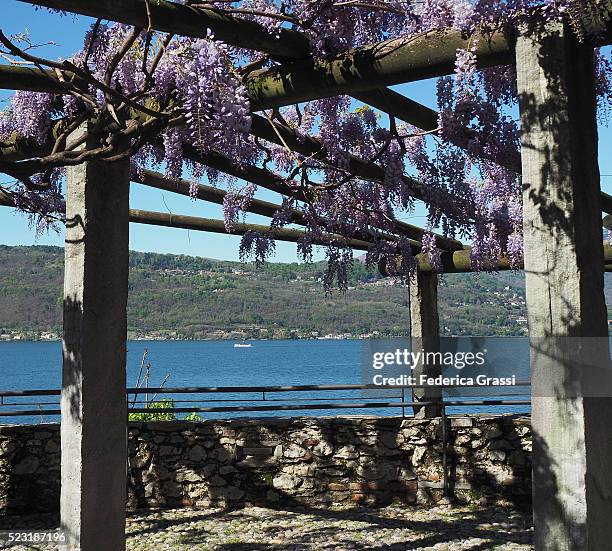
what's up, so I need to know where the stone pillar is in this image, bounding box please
[410,271,442,418]
[61,125,130,551]
[516,21,612,550]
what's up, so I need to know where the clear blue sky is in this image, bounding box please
[1,2,611,262]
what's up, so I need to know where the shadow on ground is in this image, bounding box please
[0,504,533,550]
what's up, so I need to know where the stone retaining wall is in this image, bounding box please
[0,415,531,514]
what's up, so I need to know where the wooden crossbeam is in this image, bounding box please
[18,0,310,60]
[0,64,71,93]
[3,183,611,274]
[133,208,612,273]
[181,141,465,251]
[0,169,422,250]
[0,188,12,206]
[2,189,611,274]
[247,114,474,239]
[245,30,514,111]
[134,168,306,223]
[0,188,373,249]
[353,88,439,131]
[133,167,421,248]
[381,244,612,274]
[354,88,522,173]
[129,208,373,251]
[379,248,512,274]
[245,26,612,111]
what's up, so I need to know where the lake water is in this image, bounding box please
[0,339,532,424]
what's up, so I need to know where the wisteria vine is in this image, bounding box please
[0,0,611,291]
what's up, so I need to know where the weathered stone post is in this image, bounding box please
[516,21,612,550]
[410,271,442,418]
[61,125,130,551]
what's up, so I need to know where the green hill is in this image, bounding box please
[0,244,605,340]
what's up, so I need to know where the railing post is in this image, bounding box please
[516,21,612,550]
[410,270,442,418]
[61,124,130,551]
[440,404,449,498]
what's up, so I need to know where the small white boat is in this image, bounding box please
[234,342,252,348]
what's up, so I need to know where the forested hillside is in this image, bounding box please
[1,245,603,340]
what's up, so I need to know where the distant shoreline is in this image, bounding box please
[0,333,555,344]
[0,335,404,343]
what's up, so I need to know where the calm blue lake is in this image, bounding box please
[0,339,532,424]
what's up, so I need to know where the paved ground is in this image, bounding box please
[1,504,533,550]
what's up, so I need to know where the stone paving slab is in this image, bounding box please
[0,504,533,550]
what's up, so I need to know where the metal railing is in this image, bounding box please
[0,382,531,419]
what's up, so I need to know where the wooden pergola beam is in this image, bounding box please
[129,208,374,251]
[0,188,375,249]
[2,189,610,274]
[247,114,475,237]
[245,29,515,111]
[245,25,612,112]
[0,64,72,93]
[0,176,414,249]
[134,167,305,223]
[354,88,522,173]
[380,248,512,274]
[182,140,464,252]
[353,88,439,131]
[133,167,420,248]
[381,244,612,275]
[18,0,310,60]
[129,209,612,274]
[0,189,11,207]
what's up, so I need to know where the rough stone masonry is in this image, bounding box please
[0,414,531,514]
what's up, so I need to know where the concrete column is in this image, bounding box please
[516,21,612,550]
[61,125,130,551]
[410,271,442,418]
